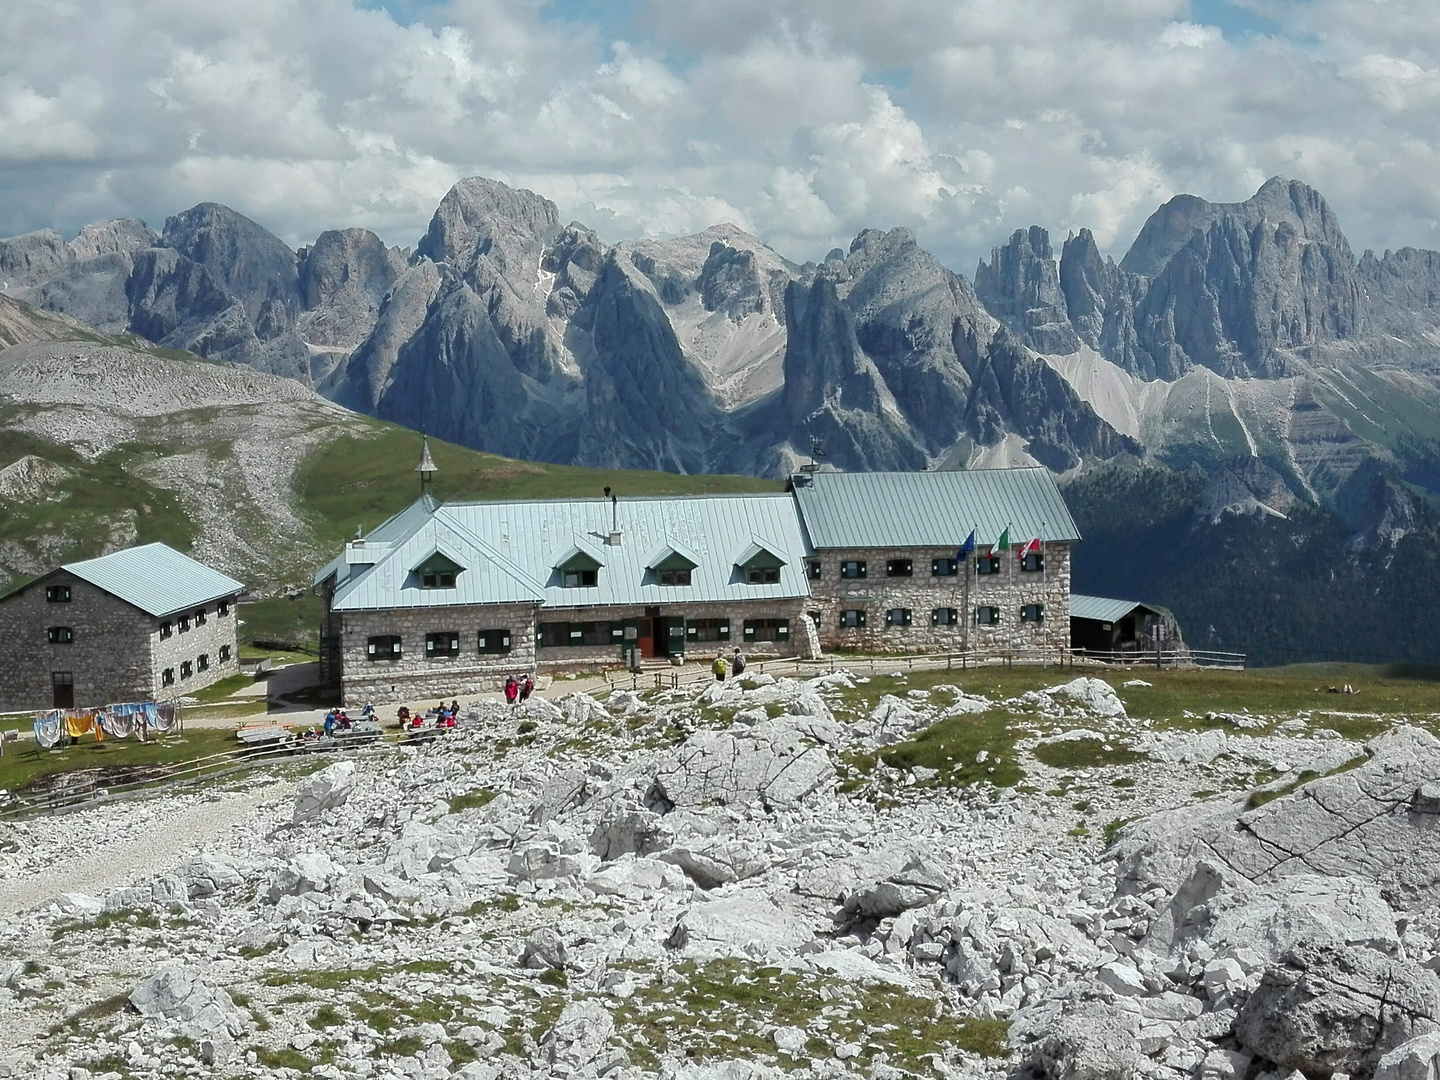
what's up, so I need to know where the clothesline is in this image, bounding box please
[33,700,181,750]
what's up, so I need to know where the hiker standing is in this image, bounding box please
[520,675,534,703]
[731,648,746,677]
[712,654,727,682]
[504,674,519,707]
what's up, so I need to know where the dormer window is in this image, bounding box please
[556,546,603,589]
[648,544,698,587]
[736,540,786,586]
[415,552,464,589]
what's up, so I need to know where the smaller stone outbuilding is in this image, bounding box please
[0,543,244,711]
[1069,594,1183,655]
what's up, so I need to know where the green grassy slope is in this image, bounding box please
[295,421,782,547]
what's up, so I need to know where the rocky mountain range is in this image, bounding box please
[4,176,1440,534]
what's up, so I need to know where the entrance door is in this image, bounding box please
[52,672,74,709]
[637,619,655,658]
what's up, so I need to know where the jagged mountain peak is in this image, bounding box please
[416,176,561,277]
[161,201,300,326]
[1121,176,1349,278]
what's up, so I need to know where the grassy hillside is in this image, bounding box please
[296,421,782,547]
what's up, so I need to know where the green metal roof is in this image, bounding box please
[1070,595,1157,623]
[62,543,244,618]
[325,492,814,612]
[791,468,1080,550]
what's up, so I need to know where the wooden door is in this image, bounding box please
[637,619,655,658]
[52,672,74,709]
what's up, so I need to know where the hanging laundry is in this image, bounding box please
[98,708,134,739]
[150,702,179,735]
[33,710,63,750]
[64,710,98,740]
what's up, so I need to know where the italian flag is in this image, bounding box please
[1019,537,1041,558]
[993,526,1010,554]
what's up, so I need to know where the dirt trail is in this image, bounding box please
[0,783,285,918]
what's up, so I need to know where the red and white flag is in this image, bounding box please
[1018,537,1041,558]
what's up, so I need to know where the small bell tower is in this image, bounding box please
[416,434,438,495]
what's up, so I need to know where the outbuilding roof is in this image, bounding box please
[790,468,1080,550]
[60,543,244,618]
[322,492,814,612]
[1070,595,1159,623]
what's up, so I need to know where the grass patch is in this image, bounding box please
[1245,754,1370,810]
[0,726,249,799]
[186,672,256,704]
[373,1035,425,1059]
[1102,817,1133,845]
[609,958,1009,1071]
[878,709,1024,788]
[309,1004,345,1030]
[448,788,498,813]
[1032,738,1143,770]
[236,595,322,654]
[52,909,163,941]
[47,991,130,1036]
[295,425,780,551]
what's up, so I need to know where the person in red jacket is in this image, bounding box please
[504,674,519,707]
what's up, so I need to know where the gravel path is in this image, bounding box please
[0,783,286,918]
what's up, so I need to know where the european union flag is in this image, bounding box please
[957,530,976,561]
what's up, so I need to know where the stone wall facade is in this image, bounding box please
[533,599,811,669]
[336,602,540,706]
[807,542,1071,655]
[151,596,241,699]
[0,571,238,711]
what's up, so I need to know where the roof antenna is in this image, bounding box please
[605,487,621,546]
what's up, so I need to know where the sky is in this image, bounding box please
[3,0,1440,274]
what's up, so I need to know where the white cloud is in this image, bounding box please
[1,0,1439,280]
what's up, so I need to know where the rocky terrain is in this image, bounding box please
[2,668,1438,1080]
[7,176,1439,512]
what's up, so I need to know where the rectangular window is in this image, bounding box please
[478,629,512,655]
[742,618,790,642]
[219,644,231,662]
[217,601,229,617]
[159,621,173,640]
[659,568,692,586]
[180,660,193,680]
[46,585,71,603]
[178,615,190,633]
[425,632,461,658]
[840,560,867,579]
[562,569,597,588]
[421,571,456,588]
[975,555,1001,575]
[162,668,174,687]
[839,609,866,628]
[806,560,822,580]
[1021,604,1045,623]
[47,626,74,644]
[932,558,959,577]
[686,618,731,643]
[932,608,959,626]
[537,623,568,648]
[194,607,207,626]
[197,653,209,672]
[564,622,610,646]
[746,566,780,584]
[1021,552,1045,573]
[885,608,912,628]
[366,635,402,661]
[975,606,1001,626]
[885,559,913,578]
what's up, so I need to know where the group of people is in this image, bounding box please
[503,674,535,707]
[319,704,375,738]
[395,700,462,732]
[710,648,748,682]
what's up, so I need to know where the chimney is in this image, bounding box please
[605,487,622,546]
